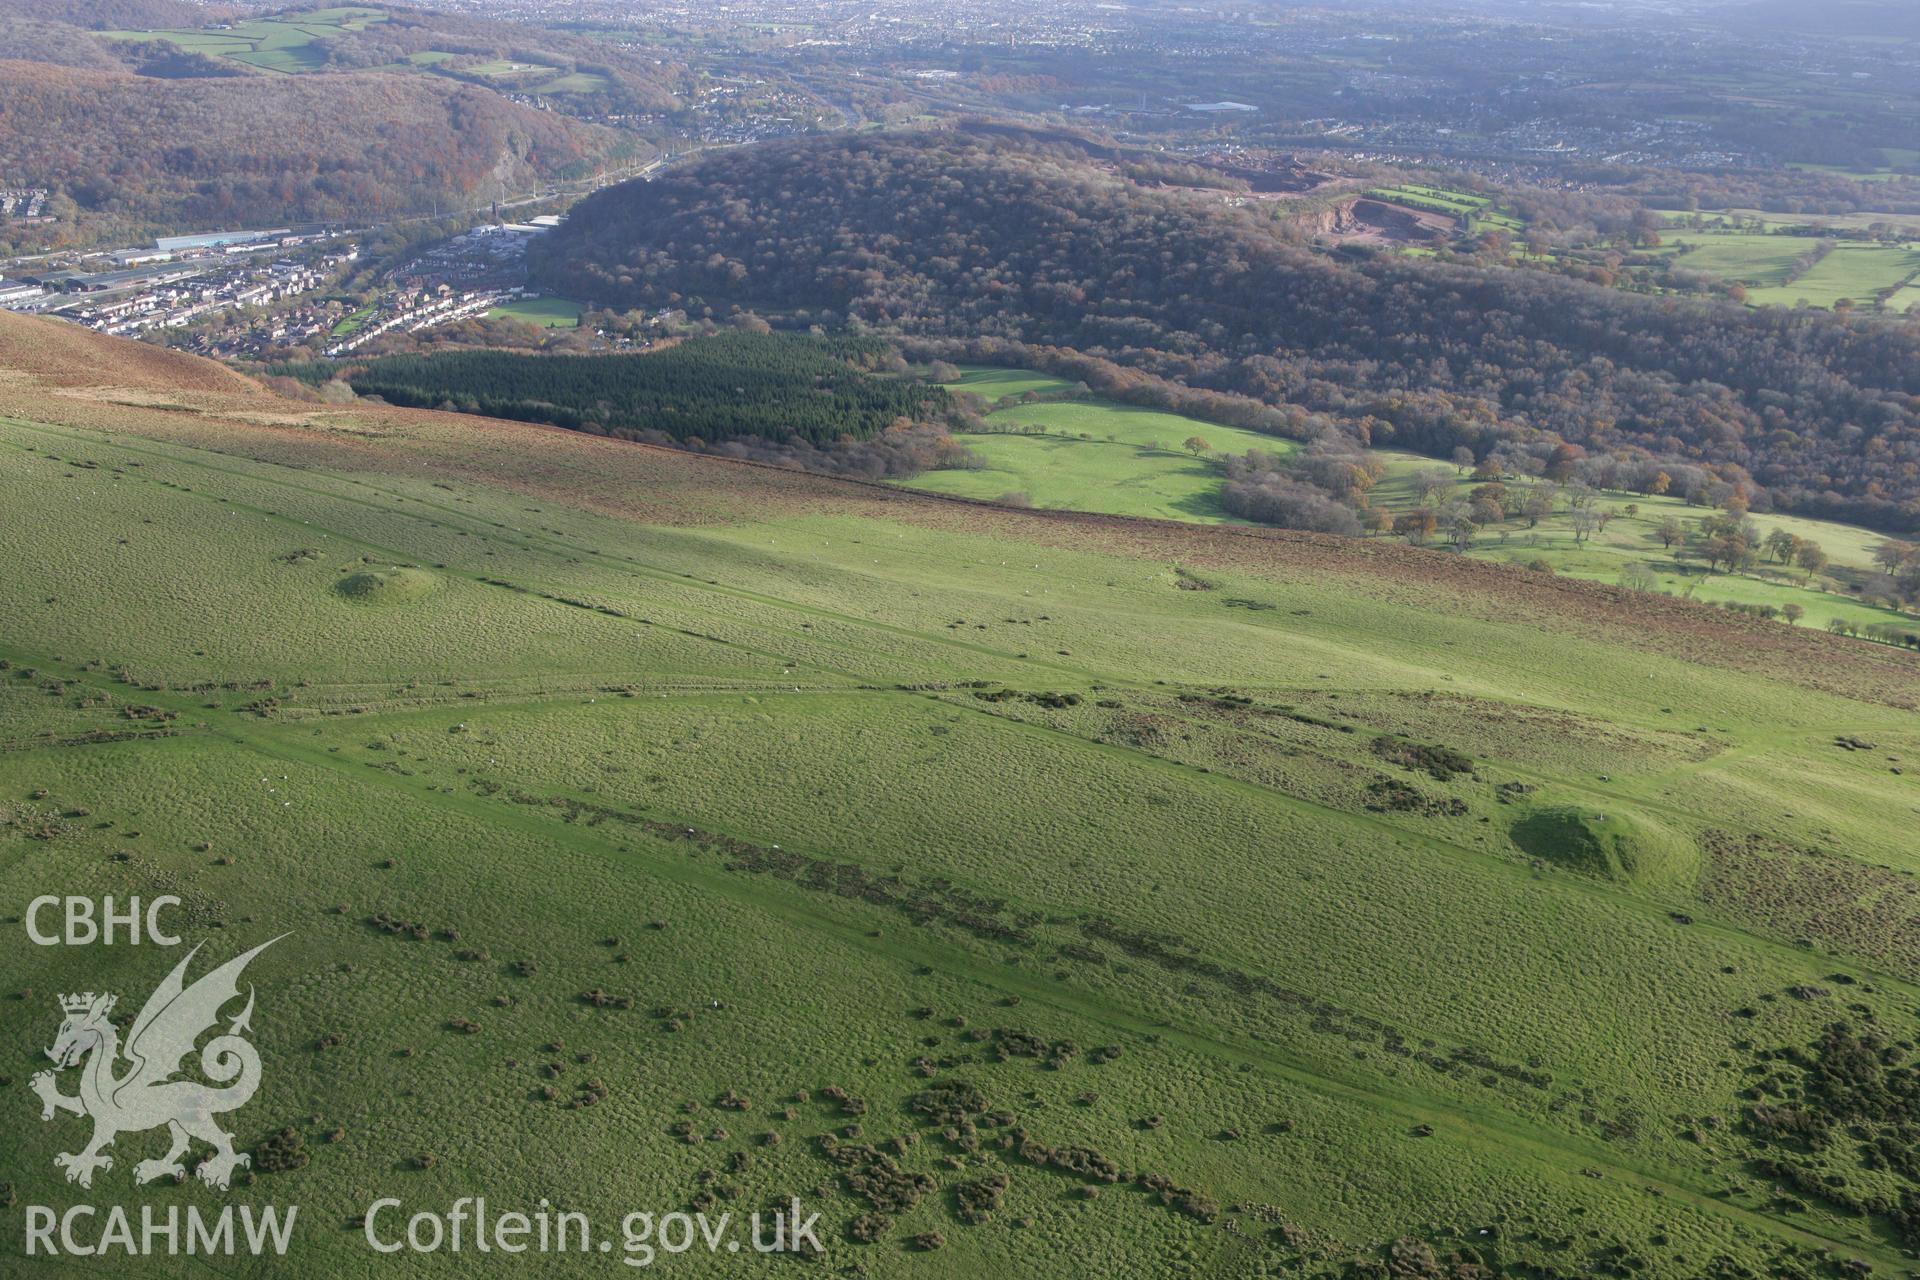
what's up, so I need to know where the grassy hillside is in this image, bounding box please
[2,314,1918,1277]
[94,5,649,105]
[1655,214,1920,312]
[100,7,388,73]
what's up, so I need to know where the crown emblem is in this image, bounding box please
[33,938,278,1193]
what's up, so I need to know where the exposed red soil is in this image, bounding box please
[1313,197,1455,244]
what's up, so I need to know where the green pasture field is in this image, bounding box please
[418,57,606,97]
[901,432,1248,522]
[948,366,1083,400]
[1653,225,1920,309]
[100,7,389,74]
[1643,213,1920,310]
[229,45,331,74]
[1786,147,1920,181]
[486,295,584,328]
[1369,184,1476,212]
[1658,231,1815,285]
[465,59,562,78]
[902,392,1293,522]
[905,378,1912,634]
[1744,242,1920,308]
[539,71,615,94]
[1670,207,1920,234]
[297,5,388,24]
[1789,164,1909,183]
[1366,184,1523,231]
[2,377,1919,1279]
[98,30,252,54]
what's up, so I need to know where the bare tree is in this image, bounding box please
[1414,468,1454,505]
[1795,540,1829,582]
[1873,540,1915,574]
[1619,563,1661,592]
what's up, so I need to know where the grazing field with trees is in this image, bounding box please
[99,6,391,74]
[1652,222,1920,311]
[907,369,1920,636]
[1359,451,1919,636]
[4,311,1919,1277]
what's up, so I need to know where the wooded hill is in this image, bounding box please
[0,60,632,243]
[532,126,1920,534]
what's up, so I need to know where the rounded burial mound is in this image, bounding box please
[336,567,436,604]
[1509,805,1694,887]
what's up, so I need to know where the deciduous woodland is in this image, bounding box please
[0,61,629,238]
[533,128,1920,533]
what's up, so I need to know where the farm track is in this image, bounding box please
[0,726,206,752]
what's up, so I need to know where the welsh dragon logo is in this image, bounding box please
[29,937,281,1191]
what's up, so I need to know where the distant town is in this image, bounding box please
[0,147,696,360]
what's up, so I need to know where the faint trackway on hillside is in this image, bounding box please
[11,415,1920,1058]
[223,719,1917,1275]
[7,417,1919,1265]
[10,415,1914,1000]
[0,659,1904,1273]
